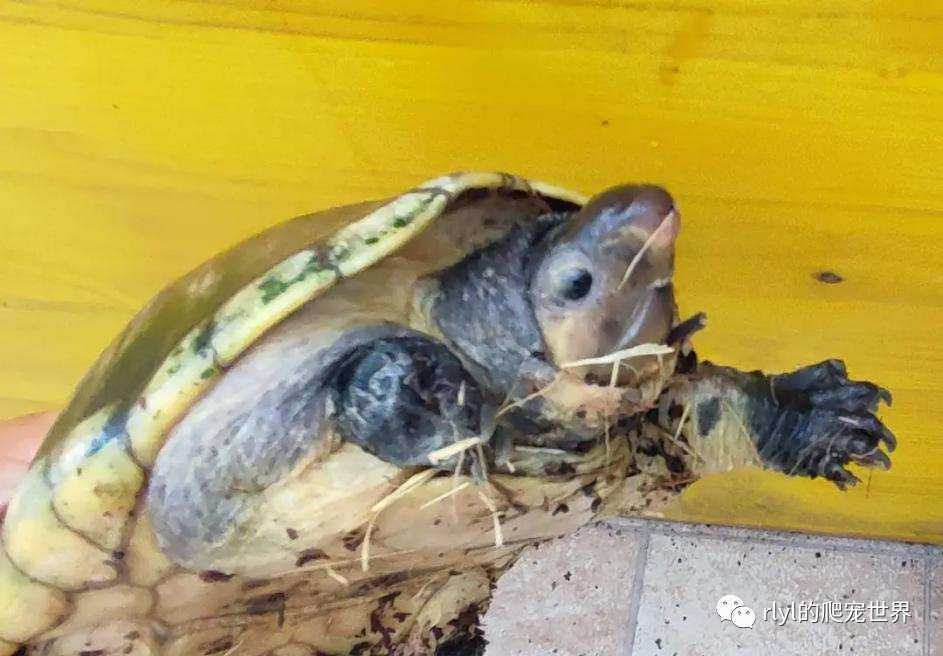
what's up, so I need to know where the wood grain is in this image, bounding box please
[1,0,941,542]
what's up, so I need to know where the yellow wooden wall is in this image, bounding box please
[1,0,941,543]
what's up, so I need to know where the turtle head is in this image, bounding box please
[529,185,679,384]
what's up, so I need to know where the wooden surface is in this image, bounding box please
[1,0,941,543]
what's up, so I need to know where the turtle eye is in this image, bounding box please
[555,267,594,301]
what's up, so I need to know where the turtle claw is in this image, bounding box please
[760,360,897,488]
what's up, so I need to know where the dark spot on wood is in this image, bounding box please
[123,632,140,641]
[574,409,587,420]
[111,549,125,560]
[434,519,442,526]
[79,651,104,656]
[563,571,572,581]
[394,611,410,622]
[580,480,597,497]
[667,403,685,420]
[286,527,299,540]
[584,372,601,385]
[296,548,328,567]
[552,503,570,516]
[199,570,233,583]
[431,626,444,640]
[696,397,721,436]
[814,270,844,284]
[591,497,602,513]
[601,120,609,126]
[241,578,270,591]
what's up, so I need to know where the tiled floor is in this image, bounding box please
[483,520,942,656]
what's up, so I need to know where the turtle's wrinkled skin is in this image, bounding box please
[0,173,896,656]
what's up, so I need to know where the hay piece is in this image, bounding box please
[561,343,674,369]
[513,445,567,455]
[477,491,504,548]
[476,441,489,483]
[363,468,439,572]
[618,209,676,289]
[495,376,563,418]
[428,436,484,465]
[326,566,349,586]
[370,469,439,514]
[362,513,380,572]
[420,481,472,509]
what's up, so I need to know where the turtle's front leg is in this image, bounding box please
[333,334,491,467]
[659,359,896,488]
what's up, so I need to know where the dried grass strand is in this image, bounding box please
[361,513,379,572]
[363,468,439,572]
[370,469,439,514]
[326,566,349,586]
[561,343,674,369]
[477,491,504,548]
[495,376,563,418]
[420,481,472,509]
[428,437,484,465]
[618,209,676,289]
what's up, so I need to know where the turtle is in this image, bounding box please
[0,171,896,656]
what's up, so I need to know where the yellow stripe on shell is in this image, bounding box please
[210,249,339,365]
[125,320,220,467]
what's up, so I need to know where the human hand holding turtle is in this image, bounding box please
[0,173,896,656]
[0,412,54,521]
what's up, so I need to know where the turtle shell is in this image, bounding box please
[1,172,618,655]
